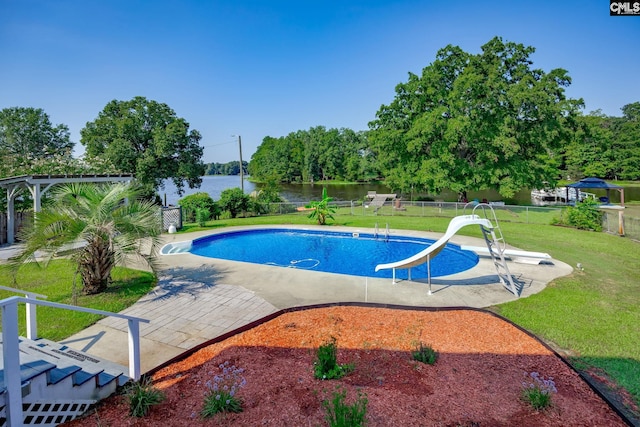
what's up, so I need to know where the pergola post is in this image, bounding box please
[32,182,41,212]
[6,186,19,245]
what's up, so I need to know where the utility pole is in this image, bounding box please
[238,135,244,192]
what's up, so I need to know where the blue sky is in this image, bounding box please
[1,0,639,164]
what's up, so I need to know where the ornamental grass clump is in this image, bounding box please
[200,361,247,418]
[412,342,438,365]
[521,371,557,410]
[125,377,165,417]
[323,386,368,427]
[314,337,354,380]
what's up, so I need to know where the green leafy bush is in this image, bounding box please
[219,188,251,218]
[314,337,354,380]
[412,342,438,365]
[178,192,216,222]
[563,198,603,231]
[196,208,210,226]
[125,377,165,417]
[323,386,368,427]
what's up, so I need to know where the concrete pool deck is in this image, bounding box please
[27,225,573,373]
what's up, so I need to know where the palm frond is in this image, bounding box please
[12,181,162,293]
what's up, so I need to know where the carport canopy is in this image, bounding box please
[0,174,134,244]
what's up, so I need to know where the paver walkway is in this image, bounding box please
[61,268,277,372]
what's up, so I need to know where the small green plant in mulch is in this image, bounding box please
[200,361,247,418]
[125,377,165,417]
[322,386,368,427]
[412,342,438,365]
[521,372,557,410]
[314,337,354,380]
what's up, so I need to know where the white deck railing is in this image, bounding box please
[0,285,48,340]
[1,295,149,426]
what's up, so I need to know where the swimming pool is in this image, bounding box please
[187,228,478,280]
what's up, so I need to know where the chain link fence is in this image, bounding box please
[603,210,640,241]
[261,200,564,225]
[170,199,639,240]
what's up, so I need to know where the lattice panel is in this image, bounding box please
[0,400,95,426]
[161,206,182,230]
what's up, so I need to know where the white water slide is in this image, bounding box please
[375,215,493,290]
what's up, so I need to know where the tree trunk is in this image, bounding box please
[79,238,115,295]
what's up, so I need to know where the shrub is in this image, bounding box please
[196,208,210,226]
[178,192,216,222]
[323,386,368,427]
[125,377,165,417]
[412,342,438,365]
[521,372,557,410]
[562,198,603,231]
[219,188,250,218]
[200,361,247,418]
[314,337,354,380]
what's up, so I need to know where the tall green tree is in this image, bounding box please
[248,127,375,183]
[248,134,304,183]
[0,107,73,175]
[12,182,162,295]
[611,102,640,180]
[564,111,613,180]
[81,96,205,197]
[369,37,582,199]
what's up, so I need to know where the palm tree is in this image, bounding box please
[12,182,162,295]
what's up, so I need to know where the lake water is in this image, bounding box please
[160,175,638,206]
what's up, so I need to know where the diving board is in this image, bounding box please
[461,246,552,265]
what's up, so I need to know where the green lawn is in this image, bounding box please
[0,261,156,341]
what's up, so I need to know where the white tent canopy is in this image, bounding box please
[0,174,134,244]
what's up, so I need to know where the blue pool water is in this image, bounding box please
[189,228,478,280]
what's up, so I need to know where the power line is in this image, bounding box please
[200,141,236,148]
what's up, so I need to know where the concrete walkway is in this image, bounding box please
[3,225,573,374]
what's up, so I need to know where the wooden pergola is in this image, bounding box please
[0,174,134,244]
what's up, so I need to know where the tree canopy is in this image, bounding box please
[248,126,376,183]
[206,161,248,176]
[80,96,205,196]
[563,103,640,181]
[0,107,74,176]
[368,37,583,198]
